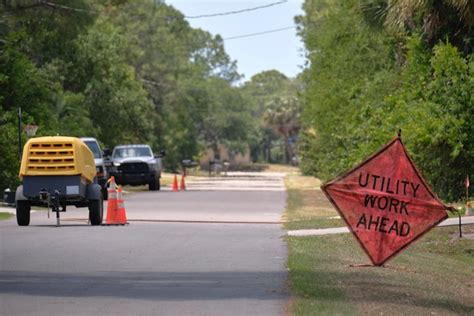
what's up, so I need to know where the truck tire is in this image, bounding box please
[16,201,31,226]
[88,198,103,226]
[149,177,160,191]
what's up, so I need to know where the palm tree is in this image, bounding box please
[360,0,474,53]
[264,97,301,164]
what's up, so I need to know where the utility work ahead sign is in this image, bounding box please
[321,136,449,266]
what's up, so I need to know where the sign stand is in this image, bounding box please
[458,212,462,238]
[349,263,376,268]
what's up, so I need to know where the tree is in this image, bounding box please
[360,0,474,54]
[240,70,302,163]
[198,78,252,157]
[106,0,248,168]
[0,0,262,188]
[264,97,301,163]
[74,16,154,146]
[296,0,394,177]
[297,0,473,200]
[0,46,55,190]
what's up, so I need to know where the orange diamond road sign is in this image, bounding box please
[321,137,449,266]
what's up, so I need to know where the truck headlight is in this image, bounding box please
[113,162,121,167]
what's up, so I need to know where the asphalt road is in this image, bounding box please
[0,173,288,316]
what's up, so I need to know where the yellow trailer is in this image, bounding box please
[16,136,103,226]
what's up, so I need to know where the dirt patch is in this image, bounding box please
[450,224,474,239]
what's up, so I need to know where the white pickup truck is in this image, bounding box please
[109,144,165,191]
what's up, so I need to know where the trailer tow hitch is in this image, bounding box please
[39,190,66,227]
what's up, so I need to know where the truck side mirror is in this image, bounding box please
[103,148,112,157]
[159,150,166,157]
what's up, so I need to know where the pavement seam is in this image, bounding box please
[60,218,285,225]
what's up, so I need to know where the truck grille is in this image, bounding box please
[119,162,149,173]
[27,143,75,172]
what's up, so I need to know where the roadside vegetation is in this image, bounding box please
[0,0,301,193]
[284,174,344,230]
[0,212,13,220]
[284,173,474,315]
[297,0,473,202]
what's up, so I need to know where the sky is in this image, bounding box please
[165,0,306,82]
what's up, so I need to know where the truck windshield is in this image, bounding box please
[84,141,102,159]
[113,147,152,158]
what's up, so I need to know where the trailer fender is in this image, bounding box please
[86,183,102,201]
[15,185,27,201]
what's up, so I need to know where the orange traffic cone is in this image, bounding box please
[172,174,179,192]
[105,177,118,224]
[180,175,186,191]
[114,187,128,224]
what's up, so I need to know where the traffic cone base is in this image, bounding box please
[105,176,118,224]
[115,187,128,224]
[172,174,179,192]
[104,177,128,225]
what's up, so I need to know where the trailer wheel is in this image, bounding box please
[16,201,31,226]
[89,198,103,226]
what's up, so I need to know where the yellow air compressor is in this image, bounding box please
[15,136,103,226]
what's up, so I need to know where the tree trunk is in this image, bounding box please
[284,137,291,164]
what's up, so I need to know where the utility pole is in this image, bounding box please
[18,107,22,160]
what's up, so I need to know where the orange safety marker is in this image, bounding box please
[105,177,118,224]
[180,175,186,191]
[321,135,450,266]
[172,174,179,192]
[104,177,128,225]
[114,187,128,224]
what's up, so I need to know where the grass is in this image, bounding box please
[0,212,13,220]
[285,173,474,315]
[265,164,300,173]
[284,174,345,230]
